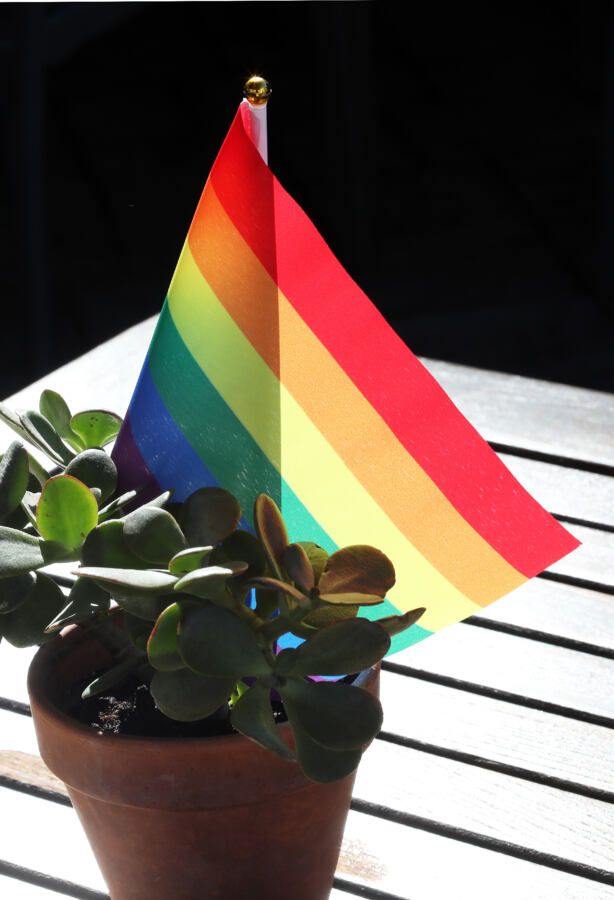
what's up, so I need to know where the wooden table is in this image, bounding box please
[1,318,613,899]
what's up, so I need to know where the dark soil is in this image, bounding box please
[63,672,288,739]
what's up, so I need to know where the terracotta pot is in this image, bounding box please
[27,624,380,900]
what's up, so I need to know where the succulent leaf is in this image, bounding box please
[0,573,35,615]
[179,487,241,546]
[230,682,294,760]
[275,619,390,677]
[81,655,143,699]
[147,602,185,671]
[39,390,84,452]
[45,578,110,633]
[20,411,75,465]
[179,605,271,677]
[82,521,147,569]
[0,442,30,523]
[175,563,249,604]
[150,668,235,722]
[69,410,122,449]
[115,592,175,622]
[245,576,306,605]
[65,450,117,503]
[0,527,49,577]
[0,573,66,647]
[36,475,98,550]
[123,507,186,565]
[212,530,267,580]
[75,567,178,596]
[254,494,288,577]
[97,489,140,522]
[282,543,315,592]
[284,716,363,783]
[319,545,395,598]
[280,678,383,751]
[377,607,426,637]
[296,542,329,584]
[169,546,214,576]
[318,591,384,607]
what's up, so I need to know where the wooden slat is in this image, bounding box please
[1,785,612,900]
[392,623,614,720]
[380,671,614,794]
[424,358,614,467]
[549,522,614,586]
[474,577,614,648]
[499,452,614,525]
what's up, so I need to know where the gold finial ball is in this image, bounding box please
[243,75,272,106]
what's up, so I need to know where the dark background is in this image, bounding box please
[1,2,613,397]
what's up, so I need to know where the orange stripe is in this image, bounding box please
[187,183,526,604]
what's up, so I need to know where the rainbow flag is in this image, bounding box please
[113,101,579,653]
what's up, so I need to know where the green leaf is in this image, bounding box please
[245,576,306,605]
[212,530,267,579]
[179,487,241,546]
[81,655,143,699]
[144,490,174,510]
[179,605,271,677]
[150,668,235,722]
[123,611,151,651]
[65,450,117,503]
[282,543,314,592]
[276,619,389,677]
[376,607,426,637]
[169,546,214,576]
[44,578,110,633]
[230,682,294,760]
[69,410,122,449]
[303,603,358,630]
[20,410,74,465]
[174,563,249,604]
[39,390,84,452]
[82,521,146,569]
[75,567,178,596]
[319,545,396,598]
[0,573,66,647]
[147,602,184,671]
[0,527,48,577]
[0,402,30,441]
[0,442,30,522]
[318,592,384,607]
[287,718,363,783]
[36,475,98,550]
[97,489,139,523]
[254,494,288,577]
[280,678,383,751]
[115,592,174,622]
[297,542,328,584]
[123,507,186,565]
[0,573,35,614]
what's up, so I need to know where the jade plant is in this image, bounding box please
[0,389,426,782]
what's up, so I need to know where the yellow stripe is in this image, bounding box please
[168,244,483,631]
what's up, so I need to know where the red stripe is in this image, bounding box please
[208,107,579,576]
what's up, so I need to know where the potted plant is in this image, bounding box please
[0,389,425,900]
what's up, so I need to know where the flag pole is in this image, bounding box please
[242,75,272,164]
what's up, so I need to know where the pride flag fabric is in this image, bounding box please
[113,101,579,653]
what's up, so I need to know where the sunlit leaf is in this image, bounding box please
[147,602,184,671]
[36,475,98,550]
[70,410,122,449]
[123,507,186,565]
[39,390,84,452]
[254,494,287,577]
[319,545,395,598]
